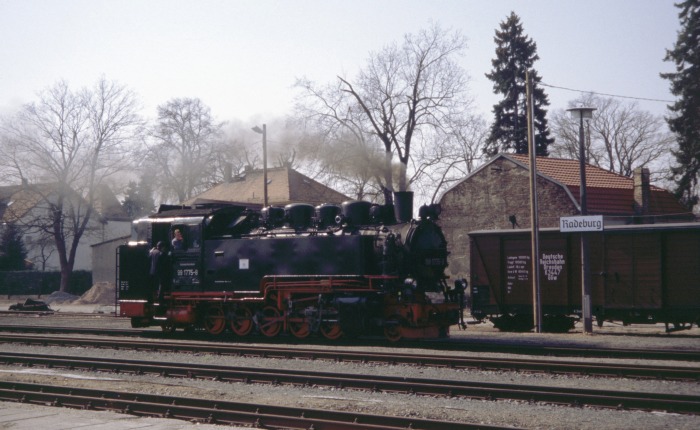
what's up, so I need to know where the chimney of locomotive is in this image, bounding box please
[393,191,414,223]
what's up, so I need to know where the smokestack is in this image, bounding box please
[633,167,650,217]
[393,191,413,223]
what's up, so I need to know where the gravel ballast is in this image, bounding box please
[0,306,698,429]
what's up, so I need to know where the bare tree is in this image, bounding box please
[550,94,675,181]
[301,127,387,201]
[0,78,142,291]
[206,118,312,191]
[210,122,261,183]
[293,78,388,201]
[296,24,472,205]
[218,118,307,177]
[24,232,56,271]
[264,118,303,170]
[145,98,224,203]
[411,114,489,204]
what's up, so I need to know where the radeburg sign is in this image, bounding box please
[559,215,604,232]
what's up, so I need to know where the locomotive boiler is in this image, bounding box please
[117,192,463,341]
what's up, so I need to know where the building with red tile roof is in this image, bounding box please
[507,154,688,218]
[437,154,695,280]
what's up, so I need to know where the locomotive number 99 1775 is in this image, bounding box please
[177,268,199,277]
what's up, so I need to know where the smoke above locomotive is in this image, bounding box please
[118,192,464,341]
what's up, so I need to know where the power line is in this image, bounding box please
[540,82,675,104]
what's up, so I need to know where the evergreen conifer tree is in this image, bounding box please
[485,12,553,156]
[122,179,156,219]
[661,0,700,210]
[121,181,142,219]
[0,223,28,271]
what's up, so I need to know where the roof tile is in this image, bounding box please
[506,154,689,218]
[509,154,632,189]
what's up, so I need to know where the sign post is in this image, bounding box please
[559,215,604,232]
[560,215,603,334]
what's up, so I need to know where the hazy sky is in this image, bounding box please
[0,0,680,124]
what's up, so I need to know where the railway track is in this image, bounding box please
[3,352,700,415]
[0,332,698,381]
[1,323,698,362]
[0,380,510,430]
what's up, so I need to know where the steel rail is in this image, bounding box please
[1,323,698,361]
[2,352,699,414]
[0,332,698,381]
[0,380,514,430]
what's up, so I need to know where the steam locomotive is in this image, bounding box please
[117,192,464,341]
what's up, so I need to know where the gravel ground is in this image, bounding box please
[0,304,699,429]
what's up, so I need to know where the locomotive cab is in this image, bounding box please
[169,219,204,291]
[118,211,211,321]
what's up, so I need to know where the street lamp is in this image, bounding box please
[251,124,268,207]
[567,107,596,334]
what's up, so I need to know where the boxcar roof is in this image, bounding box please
[468,222,700,236]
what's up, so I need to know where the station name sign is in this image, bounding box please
[559,215,604,232]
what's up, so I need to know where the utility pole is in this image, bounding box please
[526,71,542,333]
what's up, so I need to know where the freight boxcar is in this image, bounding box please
[469,223,700,332]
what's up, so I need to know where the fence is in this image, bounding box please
[0,270,92,298]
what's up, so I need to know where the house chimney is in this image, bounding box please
[633,167,650,216]
[224,163,232,182]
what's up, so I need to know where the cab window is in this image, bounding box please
[171,224,201,251]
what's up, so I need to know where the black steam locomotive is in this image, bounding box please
[117,192,463,341]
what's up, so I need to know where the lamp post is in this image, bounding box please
[251,124,268,207]
[567,107,596,334]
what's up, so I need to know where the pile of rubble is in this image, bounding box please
[7,282,116,312]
